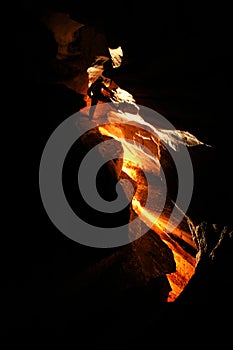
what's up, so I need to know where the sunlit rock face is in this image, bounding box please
[73,102,206,301]
[41,11,232,304]
[63,112,177,303]
[42,12,202,301]
[108,46,123,68]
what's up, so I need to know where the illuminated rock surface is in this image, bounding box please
[42,12,206,302]
[10,2,233,336]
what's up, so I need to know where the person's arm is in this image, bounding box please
[87,84,94,97]
[101,84,114,98]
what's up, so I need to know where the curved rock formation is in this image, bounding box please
[13,3,233,336]
[41,10,224,303]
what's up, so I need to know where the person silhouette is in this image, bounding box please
[87,76,114,119]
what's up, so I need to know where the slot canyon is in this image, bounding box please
[5,0,233,341]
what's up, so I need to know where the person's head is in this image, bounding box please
[96,76,103,82]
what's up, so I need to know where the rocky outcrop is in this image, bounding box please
[42,12,111,96]
[175,222,233,303]
[61,115,177,303]
[42,12,85,60]
[38,10,231,307]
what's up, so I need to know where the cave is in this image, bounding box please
[5,0,233,340]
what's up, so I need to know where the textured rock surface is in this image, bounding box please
[42,12,85,59]
[61,118,176,300]
[10,1,233,336]
[175,222,233,303]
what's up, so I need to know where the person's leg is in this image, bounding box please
[88,98,98,120]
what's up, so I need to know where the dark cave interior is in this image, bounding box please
[3,0,233,339]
